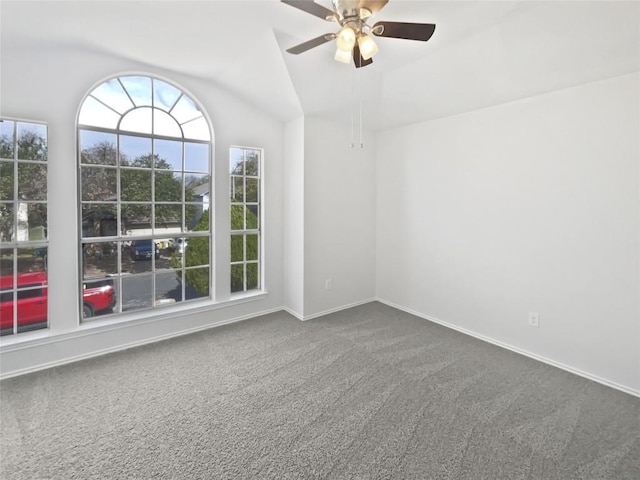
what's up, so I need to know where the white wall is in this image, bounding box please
[376,73,640,393]
[282,117,377,319]
[0,43,285,377]
[283,117,305,317]
[303,117,376,317]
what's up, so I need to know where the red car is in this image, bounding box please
[0,271,116,335]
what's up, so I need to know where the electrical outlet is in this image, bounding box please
[325,278,332,290]
[528,312,540,328]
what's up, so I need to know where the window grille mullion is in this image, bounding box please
[2,119,49,337]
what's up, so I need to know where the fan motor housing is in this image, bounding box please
[332,0,362,20]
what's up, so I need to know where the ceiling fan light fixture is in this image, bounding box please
[336,26,356,51]
[358,34,379,60]
[334,47,352,63]
[282,0,436,69]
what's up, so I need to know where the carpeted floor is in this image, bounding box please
[1,302,639,479]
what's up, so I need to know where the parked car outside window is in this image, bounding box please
[170,238,188,254]
[0,272,116,335]
[130,240,160,260]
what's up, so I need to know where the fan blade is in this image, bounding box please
[372,21,436,41]
[287,34,335,54]
[352,44,373,69]
[358,0,389,16]
[281,0,336,21]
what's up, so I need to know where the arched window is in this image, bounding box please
[77,75,212,320]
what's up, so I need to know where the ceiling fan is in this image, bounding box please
[282,0,436,68]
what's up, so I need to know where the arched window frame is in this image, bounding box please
[77,74,213,322]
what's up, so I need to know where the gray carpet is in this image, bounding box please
[1,302,639,479]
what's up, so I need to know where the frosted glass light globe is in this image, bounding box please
[358,34,379,60]
[336,27,356,51]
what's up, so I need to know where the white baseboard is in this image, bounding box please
[5,297,638,400]
[0,307,283,380]
[376,298,640,399]
[282,307,303,320]
[297,298,377,321]
[2,299,374,379]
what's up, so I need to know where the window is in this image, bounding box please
[77,76,212,320]
[230,147,261,293]
[0,119,49,336]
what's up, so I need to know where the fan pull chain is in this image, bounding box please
[349,60,364,149]
[350,67,355,148]
[359,62,364,148]
[349,61,365,149]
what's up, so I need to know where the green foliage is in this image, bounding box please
[0,203,12,241]
[245,151,259,176]
[0,161,13,201]
[0,128,48,241]
[230,199,259,292]
[246,262,258,290]
[170,251,182,270]
[0,124,48,161]
[2,129,49,197]
[81,165,117,202]
[230,206,245,291]
[184,213,210,295]
[230,149,259,176]
[230,233,243,293]
[0,133,13,159]
[230,203,243,231]
[79,146,199,232]
[231,195,257,287]
[17,130,47,161]
[80,141,116,165]
[18,163,47,200]
[231,264,243,293]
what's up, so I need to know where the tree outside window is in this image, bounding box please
[230,146,261,293]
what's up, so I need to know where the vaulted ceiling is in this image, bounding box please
[2,0,639,131]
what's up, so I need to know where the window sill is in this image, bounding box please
[0,290,268,351]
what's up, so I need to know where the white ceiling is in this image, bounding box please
[2,0,639,131]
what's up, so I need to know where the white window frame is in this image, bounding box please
[0,118,49,336]
[77,75,214,322]
[230,146,263,294]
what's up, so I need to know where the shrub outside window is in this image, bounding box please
[77,76,212,320]
[0,119,49,336]
[230,146,261,293]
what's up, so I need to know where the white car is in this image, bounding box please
[170,238,188,254]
